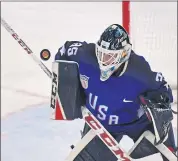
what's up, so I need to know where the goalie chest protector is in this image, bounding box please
[50,60,86,120]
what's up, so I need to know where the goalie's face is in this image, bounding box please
[95,43,131,81]
[101,53,115,66]
[96,45,127,66]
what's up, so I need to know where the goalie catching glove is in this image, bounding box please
[139,90,173,146]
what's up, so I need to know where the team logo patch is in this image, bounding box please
[80,74,89,89]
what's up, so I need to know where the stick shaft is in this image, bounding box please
[1,17,52,78]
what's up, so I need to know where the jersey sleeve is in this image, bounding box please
[55,41,85,63]
[148,71,173,103]
[129,53,173,103]
[141,57,173,103]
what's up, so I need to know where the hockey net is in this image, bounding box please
[123,1,177,105]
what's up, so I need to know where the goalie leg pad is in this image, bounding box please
[130,137,159,159]
[74,136,119,161]
[129,124,176,161]
[74,124,123,161]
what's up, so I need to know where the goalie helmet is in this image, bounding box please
[95,24,132,81]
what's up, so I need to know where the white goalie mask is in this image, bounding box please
[95,24,132,81]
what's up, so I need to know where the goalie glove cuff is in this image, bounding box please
[139,92,173,146]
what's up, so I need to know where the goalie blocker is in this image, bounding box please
[50,60,85,120]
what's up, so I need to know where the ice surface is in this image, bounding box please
[1,104,177,161]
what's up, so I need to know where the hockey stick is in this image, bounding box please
[80,107,176,161]
[81,106,132,161]
[1,17,52,79]
[65,128,174,161]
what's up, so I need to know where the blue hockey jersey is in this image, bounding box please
[55,41,173,133]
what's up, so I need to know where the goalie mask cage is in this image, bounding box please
[122,1,177,104]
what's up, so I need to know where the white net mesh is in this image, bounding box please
[130,2,177,90]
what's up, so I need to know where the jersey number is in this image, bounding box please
[67,42,82,56]
[156,72,164,82]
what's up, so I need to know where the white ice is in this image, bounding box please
[1,2,177,161]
